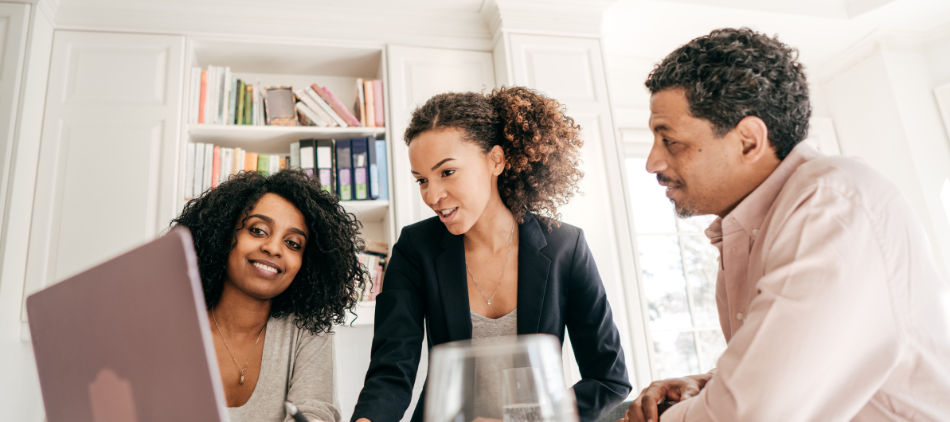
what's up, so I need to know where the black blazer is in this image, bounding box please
[352,213,631,422]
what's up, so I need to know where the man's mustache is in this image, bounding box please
[657,173,684,188]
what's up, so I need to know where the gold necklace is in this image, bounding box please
[211,309,266,385]
[465,219,516,306]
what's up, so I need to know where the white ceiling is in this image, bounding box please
[602,0,950,71]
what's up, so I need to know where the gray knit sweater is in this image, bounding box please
[226,315,340,422]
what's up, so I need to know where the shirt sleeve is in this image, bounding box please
[662,184,902,422]
[565,229,633,422]
[285,332,342,422]
[351,227,427,422]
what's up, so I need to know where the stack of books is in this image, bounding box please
[293,137,389,201]
[184,136,389,202]
[184,143,290,201]
[358,240,389,302]
[188,65,385,128]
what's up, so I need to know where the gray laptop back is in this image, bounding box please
[26,227,227,422]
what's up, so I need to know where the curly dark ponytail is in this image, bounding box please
[404,86,584,229]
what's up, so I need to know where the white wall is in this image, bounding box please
[821,46,950,280]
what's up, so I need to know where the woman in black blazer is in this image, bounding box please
[352,87,631,422]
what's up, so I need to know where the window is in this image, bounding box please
[620,129,725,380]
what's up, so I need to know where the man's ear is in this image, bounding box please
[489,145,506,176]
[735,116,773,164]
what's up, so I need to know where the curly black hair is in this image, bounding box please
[645,27,811,159]
[170,169,368,334]
[404,86,584,230]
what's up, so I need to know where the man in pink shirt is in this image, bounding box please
[623,28,950,422]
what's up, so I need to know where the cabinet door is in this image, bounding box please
[0,3,30,225]
[386,45,495,230]
[21,31,184,330]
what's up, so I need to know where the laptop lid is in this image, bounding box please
[26,227,227,422]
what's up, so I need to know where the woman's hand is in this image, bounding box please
[622,373,713,422]
[355,418,372,422]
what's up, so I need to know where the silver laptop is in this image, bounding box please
[26,227,228,422]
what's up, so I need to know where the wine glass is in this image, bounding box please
[425,334,579,422]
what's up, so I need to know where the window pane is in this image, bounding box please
[681,235,720,327]
[652,331,700,379]
[697,329,728,372]
[638,236,691,330]
[625,158,676,233]
[676,214,717,234]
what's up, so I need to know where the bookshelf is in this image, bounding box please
[180,38,394,322]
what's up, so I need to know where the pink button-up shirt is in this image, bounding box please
[662,143,950,421]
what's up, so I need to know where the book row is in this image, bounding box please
[358,240,389,302]
[184,143,290,201]
[295,137,389,201]
[183,137,390,202]
[188,65,385,128]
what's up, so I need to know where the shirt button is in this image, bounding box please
[737,312,744,320]
[752,228,759,236]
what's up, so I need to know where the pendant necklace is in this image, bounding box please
[212,309,266,385]
[465,219,516,306]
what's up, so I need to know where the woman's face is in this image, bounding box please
[408,128,505,235]
[224,193,309,301]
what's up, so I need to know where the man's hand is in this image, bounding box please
[621,373,713,422]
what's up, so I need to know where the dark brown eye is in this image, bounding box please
[442,169,455,177]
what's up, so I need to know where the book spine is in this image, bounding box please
[209,66,218,125]
[336,139,353,200]
[193,143,205,196]
[269,154,280,175]
[229,76,238,124]
[364,80,376,128]
[305,86,346,127]
[320,86,362,127]
[203,143,214,193]
[373,79,385,127]
[225,148,234,184]
[245,85,253,125]
[185,143,196,200]
[290,142,301,168]
[356,78,366,126]
[232,147,243,176]
[218,67,228,125]
[244,152,258,172]
[198,71,207,124]
[236,80,245,125]
[257,153,269,176]
[299,139,315,180]
[352,137,368,200]
[211,145,221,188]
[316,139,334,194]
[367,136,379,199]
[375,138,389,200]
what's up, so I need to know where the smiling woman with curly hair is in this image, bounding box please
[171,168,368,422]
[352,87,631,422]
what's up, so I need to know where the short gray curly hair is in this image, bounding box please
[646,27,811,159]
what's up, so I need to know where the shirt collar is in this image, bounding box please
[706,142,823,240]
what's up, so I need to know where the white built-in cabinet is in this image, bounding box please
[21,31,185,335]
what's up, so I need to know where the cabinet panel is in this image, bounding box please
[0,3,30,231]
[66,45,169,104]
[21,31,183,327]
[507,33,650,390]
[386,45,495,230]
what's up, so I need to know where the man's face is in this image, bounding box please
[646,88,744,218]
